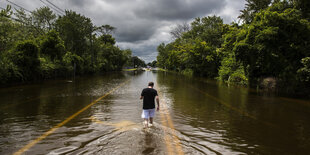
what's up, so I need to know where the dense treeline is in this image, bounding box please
[129,56,147,68]
[0,6,132,84]
[157,0,310,93]
[147,60,157,68]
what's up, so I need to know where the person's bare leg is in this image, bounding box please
[149,117,153,126]
[144,119,148,128]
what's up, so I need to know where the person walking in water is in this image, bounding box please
[140,82,160,128]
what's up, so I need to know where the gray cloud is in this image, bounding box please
[134,0,226,20]
[114,19,159,42]
[68,0,86,7]
[0,0,246,62]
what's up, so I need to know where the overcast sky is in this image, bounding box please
[1,0,246,62]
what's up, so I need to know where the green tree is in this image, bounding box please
[40,30,65,60]
[0,5,14,52]
[290,0,310,19]
[97,45,130,71]
[217,25,248,85]
[157,43,168,69]
[239,0,272,24]
[62,51,83,72]
[9,40,40,81]
[147,60,157,67]
[55,10,93,56]
[170,22,190,39]
[0,5,130,84]
[31,7,56,33]
[98,34,116,45]
[0,5,12,17]
[234,2,310,83]
[131,56,146,68]
[158,16,226,77]
[297,57,310,82]
[185,16,227,48]
[96,24,116,35]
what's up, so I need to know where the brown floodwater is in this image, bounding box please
[0,71,310,154]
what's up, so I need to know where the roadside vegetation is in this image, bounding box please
[0,6,134,84]
[157,0,310,94]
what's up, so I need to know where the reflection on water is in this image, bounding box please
[0,71,309,154]
[157,71,310,154]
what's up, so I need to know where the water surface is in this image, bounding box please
[0,71,309,154]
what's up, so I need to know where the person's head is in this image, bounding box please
[148,82,154,87]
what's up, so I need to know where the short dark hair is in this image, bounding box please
[148,82,154,87]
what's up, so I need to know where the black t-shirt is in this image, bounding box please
[141,88,158,109]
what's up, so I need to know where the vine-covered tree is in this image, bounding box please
[31,7,56,33]
[0,5,132,84]
[238,0,272,24]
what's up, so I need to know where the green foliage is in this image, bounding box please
[39,57,58,79]
[40,30,65,60]
[96,44,131,71]
[218,53,248,85]
[157,15,225,77]
[31,7,56,33]
[297,57,310,82]
[234,3,310,82]
[157,1,310,92]
[0,7,132,84]
[98,34,116,45]
[0,15,14,51]
[55,10,93,56]
[147,60,157,67]
[290,0,310,19]
[96,24,116,35]
[185,15,227,47]
[62,51,83,71]
[0,53,21,83]
[130,56,146,68]
[181,68,194,77]
[9,40,40,81]
[157,43,170,69]
[0,5,13,18]
[239,0,272,24]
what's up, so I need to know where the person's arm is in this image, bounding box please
[140,89,145,100]
[156,96,159,111]
[140,89,144,100]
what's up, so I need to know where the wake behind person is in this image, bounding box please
[140,82,160,128]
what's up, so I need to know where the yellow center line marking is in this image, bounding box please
[162,105,184,155]
[157,87,184,155]
[89,116,140,132]
[158,102,174,155]
[13,79,131,155]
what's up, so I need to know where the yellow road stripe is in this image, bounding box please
[162,106,184,155]
[157,87,184,155]
[158,102,174,155]
[13,79,130,155]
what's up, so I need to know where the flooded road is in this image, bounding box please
[1,71,310,154]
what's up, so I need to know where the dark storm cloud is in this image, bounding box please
[67,0,87,7]
[114,0,226,42]
[112,19,160,42]
[0,0,245,62]
[117,28,154,42]
[134,0,226,20]
[82,0,227,42]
